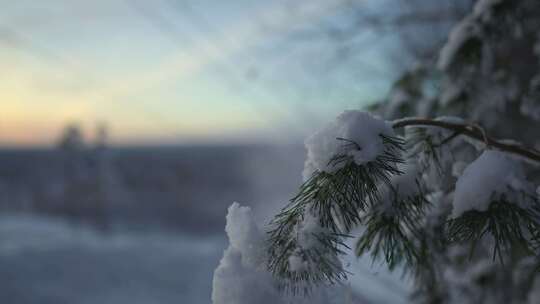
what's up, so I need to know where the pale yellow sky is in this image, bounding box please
[0,0,388,146]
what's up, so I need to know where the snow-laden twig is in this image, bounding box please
[392,117,540,163]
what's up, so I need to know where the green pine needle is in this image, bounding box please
[447,196,540,263]
[355,180,430,271]
[267,134,406,293]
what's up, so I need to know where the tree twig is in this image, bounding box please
[392,118,540,163]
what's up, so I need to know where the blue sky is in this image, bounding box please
[0,0,396,146]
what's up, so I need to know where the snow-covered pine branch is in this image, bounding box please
[266,110,540,295]
[212,0,540,302]
[393,117,540,163]
[267,111,406,292]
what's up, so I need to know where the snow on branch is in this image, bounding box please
[447,150,540,262]
[392,117,540,163]
[212,203,355,304]
[264,111,540,294]
[267,111,407,292]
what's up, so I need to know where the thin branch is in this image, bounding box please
[392,118,540,163]
[436,131,461,147]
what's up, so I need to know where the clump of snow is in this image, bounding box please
[212,202,356,304]
[296,212,326,249]
[287,253,308,272]
[451,150,533,218]
[287,211,343,273]
[437,17,480,71]
[212,203,280,304]
[303,110,394,179]
[224,202,265,266]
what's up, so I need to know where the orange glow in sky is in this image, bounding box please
[0,0,388,146]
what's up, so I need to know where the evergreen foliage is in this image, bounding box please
[267,135,405,293]
[265,1,540,302]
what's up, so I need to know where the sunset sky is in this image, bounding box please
[0,0,394,146]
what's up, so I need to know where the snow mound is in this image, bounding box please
[212,203,361,304]
[303,110,394,180]
[212,203,279,304]
[451,150,533,218]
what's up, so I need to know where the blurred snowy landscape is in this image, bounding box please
[3,0,540,302]
[0,215,226,304]
[0,145,409,303]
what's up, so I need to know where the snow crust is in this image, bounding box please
[451,150,532,218]
[303,111,394,180]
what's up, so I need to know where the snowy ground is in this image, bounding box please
[0,215,226,304]
[0,214,410,304]
[0,145,411,303]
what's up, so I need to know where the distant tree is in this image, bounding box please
[57,123,85,152]
[94,122,109,151]
[55,122,114,230]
